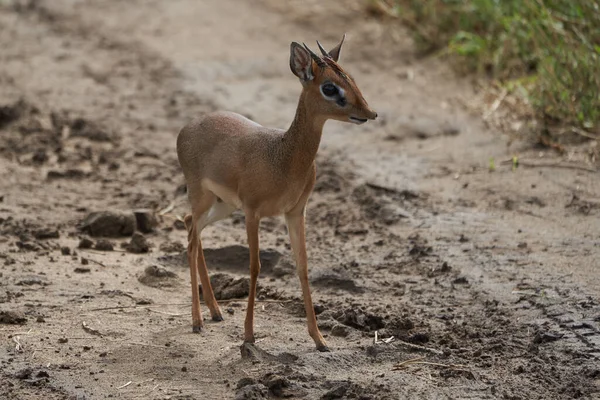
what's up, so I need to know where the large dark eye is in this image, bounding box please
[321,83,338,97]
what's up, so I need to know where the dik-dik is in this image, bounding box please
[177,35,376,352]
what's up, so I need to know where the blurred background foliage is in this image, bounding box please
[369,0,600,142]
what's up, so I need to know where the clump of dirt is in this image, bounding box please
[138,265,178,288]
[68,117,113,142]
[133,209,158,233]
[159,241,185,253]
[206,273,250,300]
[94,239,114,251]
[126,232,151,253]
[0,310,27,325]
[79,211,136,237]
[333,308,386,332]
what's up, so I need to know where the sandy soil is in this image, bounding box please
[1,1,599,399]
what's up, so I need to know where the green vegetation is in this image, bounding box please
[374,0,600,140]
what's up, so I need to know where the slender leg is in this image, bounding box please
[196,238,223,321]
[243,211,261,343]
[184,214,203,332]
[286,211,329,351]
[195,200,236,321]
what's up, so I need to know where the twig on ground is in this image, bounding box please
[500,159,597,173]
[13,336,23,352]
[158,202,175,215]
[82,321,102,337]
[117,381,132,389]
[147,309,186,316]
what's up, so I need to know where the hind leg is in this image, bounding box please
[194,197,236,321]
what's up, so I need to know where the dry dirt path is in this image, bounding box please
[0,1,599,399]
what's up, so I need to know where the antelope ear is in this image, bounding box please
[290,42,314,82]
[328,34,346,62]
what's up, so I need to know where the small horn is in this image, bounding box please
[303,43,326,68]
[316,40,329,57]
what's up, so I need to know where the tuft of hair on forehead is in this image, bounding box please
[305,42,354,84]
[322,57,350,81]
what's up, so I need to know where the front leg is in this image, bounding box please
[243,211,261,344]
[285,210,329,352]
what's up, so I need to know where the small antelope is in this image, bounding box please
[177,35,376,351]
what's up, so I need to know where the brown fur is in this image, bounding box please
[176,37,376,351]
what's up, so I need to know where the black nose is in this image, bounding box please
[374,112,378,119]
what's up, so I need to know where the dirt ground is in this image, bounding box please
[1,0,599,399]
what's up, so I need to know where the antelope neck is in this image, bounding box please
[283,90,327,173]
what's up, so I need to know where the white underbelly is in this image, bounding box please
[202,179,242,209]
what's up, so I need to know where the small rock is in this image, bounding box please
[0,310,27,325]
[80,258,89,265]
[453,276,469,285]
[207,273,250,300]
[34,228,59,240]
[15,368,32,379]
[407,332,430,344]
[173,219,186,230]
[321,382,350,400]
[235,383,268,400]
[95,239,114,251]
[314,304,326,315]
[533,330,563,344]
[58,338,68,344]
[181,366,187,372]
[331,324,350,337]
[262,373,290,397]
[134,209,158,233]
[237,377,256,389]
[159,241,185,253]
[79,211,136,237]
[16,277,46,286]
[127,232,150,253]
[60,246,71,255]
[74,267,91,273]
[78,237,94,249]
[518,242,528,249]
[138,265,178,288]
[47,169,87,180]
[36,316,45,323]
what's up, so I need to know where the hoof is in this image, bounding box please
[192,325,203,333]
[211,314,224,322]
[317,344,331,352]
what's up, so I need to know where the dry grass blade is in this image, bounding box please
[13,336,24,353]
[117,381,132,389]
[82,321,103,337]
